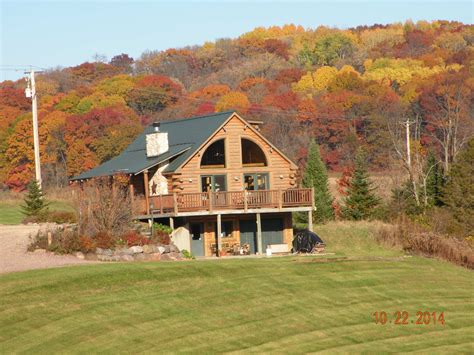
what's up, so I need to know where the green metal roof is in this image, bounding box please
[71,111,234,180]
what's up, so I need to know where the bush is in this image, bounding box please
[152,223,172,245]
[181,249,195,259]
[79,235,96,253]
[121,230,150,247]
[28,228,82,254]
[376,217,474,269]
[94,231,115,249]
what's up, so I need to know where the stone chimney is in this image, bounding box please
[146,123,169,157]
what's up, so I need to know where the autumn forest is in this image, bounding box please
[0,20,472,195]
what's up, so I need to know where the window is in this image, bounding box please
[244,173,269,191]
[201,175,227,192]
[216,221,233,238]
[201,139,225,168]
[241,138,267,167]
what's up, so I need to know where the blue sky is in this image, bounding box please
[1,0,472,81]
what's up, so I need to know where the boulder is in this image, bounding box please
[129,246,144,254]
[168,251,183,260]
[96,248,104,255]
[74,251,85,260]
[121,254,134,262]
[85,253,98,261]
[162,245,171,254]
[149,253,161,261]
[160,253,173,261]
[142,245,154,254]
[134,253,148,261]
[169,244,180,253]
[114,247,133,256]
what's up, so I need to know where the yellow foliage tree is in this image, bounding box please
[215,91,250,113]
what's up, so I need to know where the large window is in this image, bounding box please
[201,139,225,168]
[244,173,269,191]
[241,138,267,167]
[201,175,227,192]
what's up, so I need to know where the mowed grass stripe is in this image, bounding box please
[0,254,472,353]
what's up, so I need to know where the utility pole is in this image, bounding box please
[25,70,42,188]
[405,117,412,169]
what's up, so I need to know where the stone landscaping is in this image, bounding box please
[74,243,185,262]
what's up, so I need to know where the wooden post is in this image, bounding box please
[311,187,315,209]
[217,214,222,257]
[129,183,134,204]
[256,213,262,255]
[278,189,283,210]
[244,190,248,212]
[173,192,178,214]
[208,190,213,213]
[169,217,174,230]
[143,170,150,215]
[308,210,313,232]
[160,194,163,214]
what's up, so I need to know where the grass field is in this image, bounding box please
[0,222,472,353]
[0,200,74,225]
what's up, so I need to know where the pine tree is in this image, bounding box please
[342,149,380,220]
[441,138,474,236]
[302,140,334,223]
[424,151,443,207]
[21,180,49,217]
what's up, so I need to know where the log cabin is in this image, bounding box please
[71,111,314,257]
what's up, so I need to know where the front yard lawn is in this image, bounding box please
[0,254,472,352]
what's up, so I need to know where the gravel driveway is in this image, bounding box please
[0,224,96,274]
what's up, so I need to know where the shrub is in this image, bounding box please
[152,223,172,245]
[79,235,96,253]
[94,231,115,249]
[182,249,194,259]
[44,211,77,224]
[121,230,150,247]
[28,228,82,254]
[376,217,474,269]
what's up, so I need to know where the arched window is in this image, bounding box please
[201,139,225,168]
[241,138,267,167]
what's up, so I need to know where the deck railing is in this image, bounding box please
[140,188,313,215]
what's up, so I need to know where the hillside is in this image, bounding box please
[0,20,473,190]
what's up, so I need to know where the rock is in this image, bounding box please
[142,245,154,254]
[168,251,183,260]
[157,246,166,254]
[96,248,104,255]
[85,253,98,261]
[114,247,133,256]
[74,251,85,260]
[129,246,143,254]
[160,253,172,261]
[169,244,180,253]
[134,253,147,261]
[162,245,171,253]
[33,248,47,253]
[149,253,161,261]
[121,254,134,262]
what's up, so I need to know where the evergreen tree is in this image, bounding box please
[21,180,49,217]
[302,140,334,223]
[442,138,474,236]
[342,148,380,220]
[424,151,443,207]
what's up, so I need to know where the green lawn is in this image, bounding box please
[0,200,74,225]
[0,221,473,353]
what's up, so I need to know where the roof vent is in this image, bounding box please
[152,122,160,132]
